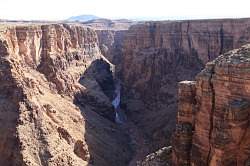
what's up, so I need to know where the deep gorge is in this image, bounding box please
[93,18,250,165]
[0,18,250,165]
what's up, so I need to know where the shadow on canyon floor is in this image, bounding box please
[0,56,23,165]
[80,58,115,99]
[75,59,116,121]
[73,59,133,166]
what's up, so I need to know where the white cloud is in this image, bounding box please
[0,0,249,20]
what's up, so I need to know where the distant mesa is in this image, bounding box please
[82,18,135,30]
[67,14,101,22]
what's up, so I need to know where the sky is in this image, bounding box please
[0,0,250,20]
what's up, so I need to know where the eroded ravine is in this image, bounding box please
[112,80,124,123]
[111,79,151,165]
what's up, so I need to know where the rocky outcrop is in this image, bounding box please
[0,24,132,166]
[172,44,250,166]
[138,146,172,166]
[172,81,196,165]
[121,18,250,152]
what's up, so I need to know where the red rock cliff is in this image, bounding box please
[173,44,250,166]
[121,18,250,151]
[96,30,126,69]
[0,24,132,166]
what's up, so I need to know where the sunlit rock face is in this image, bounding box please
[121,18,250,152]
[173,44,250,166]
[0,24,132,166]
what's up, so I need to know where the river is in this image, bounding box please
[111,80,150,165]
[112,80,128,124]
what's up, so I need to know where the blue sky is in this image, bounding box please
[0,0,250,20]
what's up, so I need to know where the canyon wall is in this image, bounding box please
[82,19,134,76]
[173,44,250,166]
[121,18,250,151]
[96,30,126,68]
[0,24,131,166]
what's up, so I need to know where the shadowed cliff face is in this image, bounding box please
[96,30,127,77]
[0,24,132,166]
[82,18,134,76]
[121,18,250,152]
[75,58,116,121]
[0,40,24,166]
[173,44,250,166]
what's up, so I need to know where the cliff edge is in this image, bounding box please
[173,44,250,166]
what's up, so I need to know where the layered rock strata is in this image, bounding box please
[172,81,196,165]
[0,24,131,166]
[121,18,250,152]
[96,30,126,67]
[172,44,250,166]
[82,19,134,76]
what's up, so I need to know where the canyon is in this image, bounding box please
[121,19,250,154]
[0,17,250,166]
